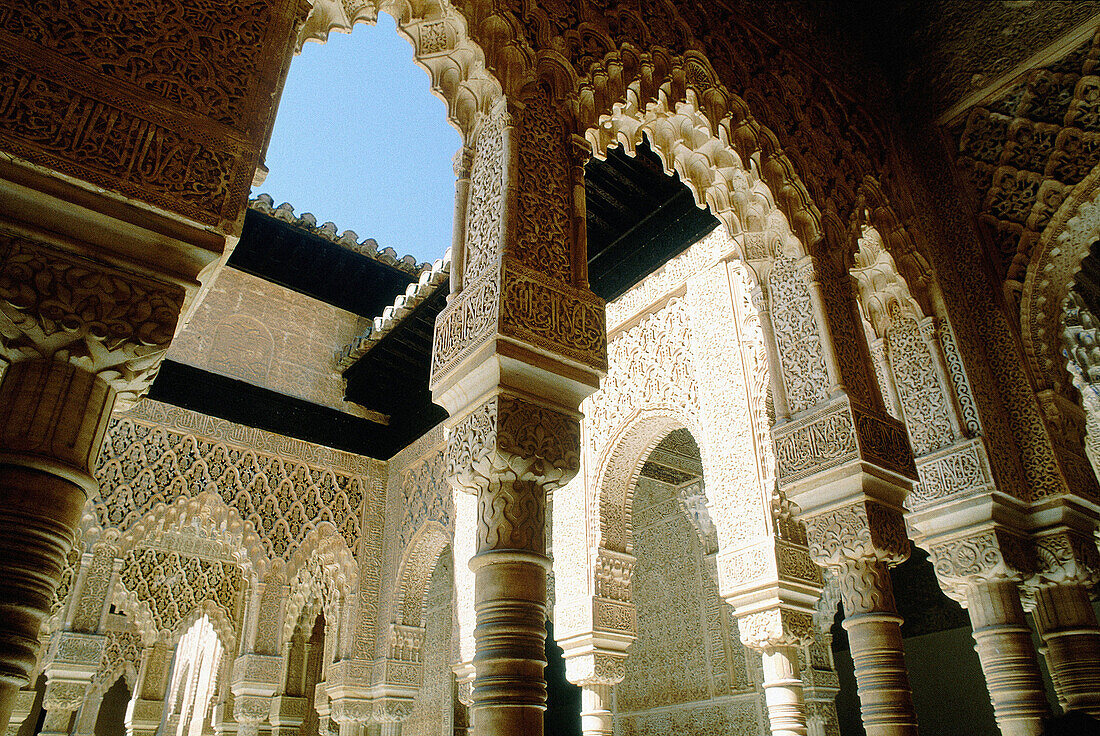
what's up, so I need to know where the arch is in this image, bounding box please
[118,491,269,578]
[1022,162,1100,395]
[593,407,698,555]
[392,522,451,628]
[282,533,355,647]
[294,0,503,143]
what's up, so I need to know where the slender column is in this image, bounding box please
[72,691,105,736]
[737,608,817,736]
[449,147,474,297]
[966,579,1049,735]
[579,683,612,736]
[40,678,88,736]
[445,393,580,736]
[762,647,809,736]
[835,557,916,736]
[0,360,115,728]
[1032,581,1100,716]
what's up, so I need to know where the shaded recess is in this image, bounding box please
[229,209,417,318]
[585,138,720,302]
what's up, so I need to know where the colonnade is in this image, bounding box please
[1,3,1100,736]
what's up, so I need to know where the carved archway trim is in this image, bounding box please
[1022,162,1100,395]
[392,522,451,629]
[592,406,697,555]
[295,0,503,143]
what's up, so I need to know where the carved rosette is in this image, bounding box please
[445,391,580,555]
[804,499,910,570]
[0,234,184,407]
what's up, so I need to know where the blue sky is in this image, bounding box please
[255,15,462,264]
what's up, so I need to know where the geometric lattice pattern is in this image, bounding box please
[95,413,367,561]
[118,548,244,637]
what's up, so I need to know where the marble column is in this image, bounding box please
[445,392,581,736]
[3,688,37,736]
[430,90,605,736]
[1032,581,1100,716]
[0,360,114,728]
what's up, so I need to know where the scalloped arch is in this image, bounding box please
[392,522,451,628]
[295,0,503,143]
[1022,163,1100,396]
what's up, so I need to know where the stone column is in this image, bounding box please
[230,655,282,736]
[268,696,306,736]
[128,642,172,736]
[1028,529,1100,717]
[924,528,1050,735]
[798,496,918,736]
[430,89,605,736]
[445,392,581,736]
[40,677,88,736]
[72,690,105,736]
[0,234,186,730]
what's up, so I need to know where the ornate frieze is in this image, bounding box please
[773,396,916,486]
[910,436,997,510]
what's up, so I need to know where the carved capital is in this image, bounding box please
[0,235,184,405]
[927,527,1034,601]
[563,650,627,688]
[42,679,88,713]
[233,695,271,725]
[737,607,815,651]
[804,498,910,569]
[445,392,580,496]
[1030,528,1100,588]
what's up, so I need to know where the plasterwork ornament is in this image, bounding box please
[737,608,814,650]
[804,499,910,569]
[0,235,184,406]
[462,101,507,286]
[768,252,830,415]
[445,393,581,530]
[92,400,376,574]
[1029,529,1100,588]
[910,437,997,510]
[926,528,1034,602]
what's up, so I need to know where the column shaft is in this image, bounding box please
[1033,582,1100,716]
[470,540,548,736]
[965,579,1048,735]
[761,647,809,736]
[839,559,917,736]
[579,683,612,736]
[0,360,114,729]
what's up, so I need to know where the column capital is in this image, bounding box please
[804,498,910,570]
[445,390,580,500]
[0,234,184,407]
[738,608,816,651]
[926,526,1035,602]
[1028,527,1100,589]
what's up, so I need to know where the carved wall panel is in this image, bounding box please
[92,399,380,568]
[614,474,758,734]
[0,0,301,228]
[402,554,454,736]
[167,267,368,417]
[768,252,830,415]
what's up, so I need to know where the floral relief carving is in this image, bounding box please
[117,547,243,640]
[0,235,184,404]
[463,102,506,286]
[93,402,373,568]
[804,499,909,569]
[514,88,573,280]
[928,529,1033,599]
[769,253,829,414]
[887,313,955,456]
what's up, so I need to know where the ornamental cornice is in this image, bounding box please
[0,233,184,406]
